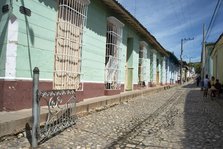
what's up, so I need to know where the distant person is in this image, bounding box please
[196,75,201,87]
[214,79,222,96]
[210,76,216,87]
[203,74,209,97]
[210,76,216,97]
[201,79,204,91]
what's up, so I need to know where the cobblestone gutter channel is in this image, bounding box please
[106,88,185,148]
[108,88,186,148]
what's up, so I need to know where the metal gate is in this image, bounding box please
[32,67,77,147]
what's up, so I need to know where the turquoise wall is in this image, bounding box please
[157,52,163,83]
[81,0,107,82]
[122,25,141,84]
[5,0,164,86]
[82,0,147,84]
[0,0,10,77]
[119,19,159,84]
[109,12,152,84]
[206,45,214,77]
[14,0,57,79]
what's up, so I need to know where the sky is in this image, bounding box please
[117,0,223,62]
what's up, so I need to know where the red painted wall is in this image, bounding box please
[0,80,123,111]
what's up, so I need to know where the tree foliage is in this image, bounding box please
[190,62,201,74]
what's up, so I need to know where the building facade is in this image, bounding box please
[211,33,223,84]
[204,43,215,78]
[0,0,179,111]
[166,51,180,84]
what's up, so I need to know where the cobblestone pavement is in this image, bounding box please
[109,84,223,149]
[1,83,223,149]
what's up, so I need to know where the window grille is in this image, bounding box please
[53,0,90,90]
[105,17,124,90]
[138,42,147,86]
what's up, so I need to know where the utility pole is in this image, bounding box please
[188,57,192,80]
[199,24,206,90]
[201,24,206,81]
[180,39,183,84]
[180,38,194,84]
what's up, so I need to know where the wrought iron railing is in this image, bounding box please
[32,67,77,147]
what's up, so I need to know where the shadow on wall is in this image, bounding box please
[86,0,129,48]
[85,0,107,38]
[38,0,57,10]
[0,0,10,110]
[0,21,8,69]
[0,0,36,77]
[21,0,35,77]
[0,0,9,74]
[19,0,58,78]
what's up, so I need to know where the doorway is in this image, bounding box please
[156,58,159,85]
[125,38,134,91]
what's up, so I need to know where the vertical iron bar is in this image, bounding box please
[32,67,40,148]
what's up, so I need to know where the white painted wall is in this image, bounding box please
[152,50,157,84]
[5,14,18,79]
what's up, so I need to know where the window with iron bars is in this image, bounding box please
[105,17,124,90]
[138,42,147,86]
[53,0,90,90]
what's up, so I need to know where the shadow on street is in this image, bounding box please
[182,83,223,148]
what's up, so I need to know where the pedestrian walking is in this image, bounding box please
[210,76,217,97]
[196,75,201,87]
[203,74,209,97]
[214,79,222,97]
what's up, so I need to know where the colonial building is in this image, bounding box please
[0,0,179,111]
[166,51,180,84]
[211,33,223,84]
[204,43,215,78]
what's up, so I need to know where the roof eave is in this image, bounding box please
[102,0,168,56]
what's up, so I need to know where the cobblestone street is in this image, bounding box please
[1,83,223,149]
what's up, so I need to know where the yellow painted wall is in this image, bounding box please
[212,35,223,84]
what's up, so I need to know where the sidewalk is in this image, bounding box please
[0,84,177,138]
[212,93,223,106]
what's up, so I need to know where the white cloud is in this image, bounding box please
[191,56,201,62]
[117,0,223,61]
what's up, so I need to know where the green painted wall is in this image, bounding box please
[7,0,164,86]
[14,0,57,79]
[0,0,11,77]
[150,51,153,81]
[82,0,147,84]
[81,0,107,82]
[214,38,223,84]
[126,38,134,67]
[218,46,223,84]
[132,39,140,84]
[121,24,142,84]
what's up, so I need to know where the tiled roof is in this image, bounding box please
[102,0,169,57]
